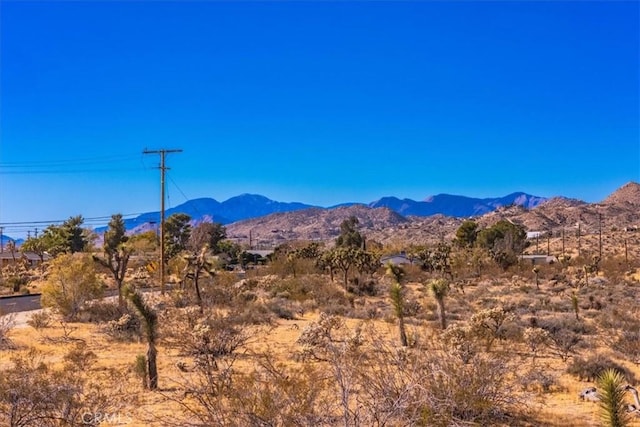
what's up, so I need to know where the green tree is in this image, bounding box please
[20,236,47,264]
[39,216,91,255]
[386,263,408,347]
[124,285,159,390]
[41,253,103,320]
[164,213,192,260]
[39,225,68,256]
[63,215,89,253]
[93,214,132,307]
[128,230,159,255]
[455,220,479,248]
[477,220,527,270]
[188,222,227,254]
[429,278,450,329]
[336,216,364,249]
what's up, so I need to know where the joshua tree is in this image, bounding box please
[571,291,580,321]
[93,213,132,307]
[182,245,215,313]
[386,263,408,347]
[429,278,449,330]
[597,368,630,427]
[124,285,159,390]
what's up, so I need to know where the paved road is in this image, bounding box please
[0,287,162,315]
[0,293,42,314]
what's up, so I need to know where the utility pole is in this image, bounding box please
[547,231,550,256]
[577,222,581,257]
[143,148,183,295]
[0,226,3,253]
[624,238,628,265]
[562,227,565,258]
[598,213,603,260]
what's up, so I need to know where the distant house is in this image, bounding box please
[380,253,414,266]
[245,249,274,258]
[526,231,543,239]
[0,251,51,268]
[520,254,557,265]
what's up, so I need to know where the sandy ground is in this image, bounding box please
[2,309,42,329]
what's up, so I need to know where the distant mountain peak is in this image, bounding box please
[602,181,640,206]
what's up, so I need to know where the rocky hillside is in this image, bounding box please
[226,182,640,247]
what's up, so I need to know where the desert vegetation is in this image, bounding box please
[1,208,640,426]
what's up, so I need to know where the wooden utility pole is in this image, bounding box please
[547,231,550,256]
[143,148,183,294]
[577,222,581,257]
[598,213,603,260]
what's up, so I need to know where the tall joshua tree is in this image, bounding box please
[597,368,629,427]
[429,278,449,330]
[183,244,215,313]
[386,263,408,347]
[93,214,132,307]
[125,285,159,390]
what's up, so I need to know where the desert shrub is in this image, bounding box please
[599,304,640,365]
[612,329,640,365]
[469,306,516,351]
[546,330,583,361]
[521,327,551,364]
[0,347,132,427]
[538,315,588,361]
[294,312,363,362]
[266,297,299,320]
[0,312,16,349]
[312,283,354,315]
[347,276,379,296]
[517,368,559,393]
[230,356,336,426]
[440,322,481,364]
[230,302,274,325]
[163,309,252,369]
[269,276,314,301]
[27,310,52,330]
[567,354,636,383]
[237,290,257,303]
[133,354,148,390]
[419,351,522,426]
[40,253,103,321]
[80,300,129,323]
[103,313,141,341]
[167,288,193,308]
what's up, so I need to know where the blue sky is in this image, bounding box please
[1,1,638,238]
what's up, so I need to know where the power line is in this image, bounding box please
[0,212,145,227]
[0,153,152,175]
[0,154,141,167]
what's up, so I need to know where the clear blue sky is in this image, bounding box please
[1,1,639,238]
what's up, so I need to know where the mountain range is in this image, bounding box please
[225,182,640,247]
[116,191,548,234]
[6,183,639,246]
